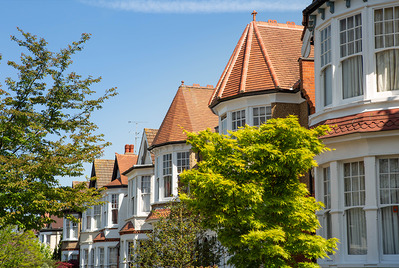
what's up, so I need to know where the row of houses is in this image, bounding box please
[38,0,399,267]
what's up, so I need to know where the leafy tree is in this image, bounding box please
[132,200,224,267]
[0,28,116,230]
[180,116,338,268]
[0,225,55,267]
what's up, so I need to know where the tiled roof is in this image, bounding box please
[314,109,399,138]
[144,128,158,164]
[119,221,135,235]
[144,128,158,146]
[105,153,138,187]
[90,159,114,189]
[150,84,218,149]
[93,231,119,243]
[209,19,304,107]
[145,207,170,222]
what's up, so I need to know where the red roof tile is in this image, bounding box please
[145,207,171,222]
[105,153,138,187]
[150,84,218,149]
[209,20,304,107]
[314,109,399,138]
[144,128,158,164]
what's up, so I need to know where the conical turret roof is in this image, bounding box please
[209,18,304,108]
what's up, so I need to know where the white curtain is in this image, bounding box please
[347,208,367,255]
[342,55,363,98]
[381,206,399,254]
[376,49,399,92]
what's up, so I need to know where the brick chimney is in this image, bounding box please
[124,144,134,154]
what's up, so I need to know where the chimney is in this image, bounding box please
[125,144,134,154]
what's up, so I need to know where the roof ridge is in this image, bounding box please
[256,21,303,30]
[253,21,281,89]
[209,26,247,106]
[240,22,254,93]
[214,24,250,102]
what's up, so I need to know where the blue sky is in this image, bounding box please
[0,0,309,186]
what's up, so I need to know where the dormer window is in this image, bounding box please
[321,25,332,106]
[340,14,363,99]
[375,6,399,92]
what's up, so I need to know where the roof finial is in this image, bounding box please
[181,80,184,85]
[252,10,257,21]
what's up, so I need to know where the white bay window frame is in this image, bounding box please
[374,6,399,92]
[340,13,364,99]
[321,24,332,107]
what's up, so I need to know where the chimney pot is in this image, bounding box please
[125,144,129,153]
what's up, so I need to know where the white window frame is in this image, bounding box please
[64,218,78,240]
[220,113,227,134]
[93,205,101,229]
[340,13,364,100]
[252,106,271,127]
[131,179,136,216]
[320,24,332,107]
[163,154,172,198]
[141,176,151,212]
[343,161,367,256]
[108,247,118,268]
[99,247,104,268]
[322,167,332,242]
[378,157,399,256]
[231,109,246,131]
[111,194,119,225]
[374,5,399,93]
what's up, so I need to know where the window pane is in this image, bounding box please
[376,49,399,92]
[381,206,399,254]
[323,66,332,106]
[347,208,367,255]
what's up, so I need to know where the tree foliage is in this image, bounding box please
[0,28,116,230]
[0,225,55,267]
[180,116,338,268]
[132,200,224,267]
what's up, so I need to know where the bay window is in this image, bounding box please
[65,219,78,240]
[86,209,92,231]
[163,154,172,198]
[109,247,118,268]
[323,167,332,240]
[131,180,136,215]
[321,25,332,106]
[220,114,227,134]
[344,161,367,255]
[232,109,245,131]
[111,194,118,224]
[99,248,104,268]
[93,205,101,229]
[375,6,399,92]
[141,176,151,212]
[379,158,399,254]
[253,106,271,127]
[340,14,363,99]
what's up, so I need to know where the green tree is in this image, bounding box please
[180,116,338,268]
[0,225,55,267]
[132,200,224,267]
[0,28,116,230]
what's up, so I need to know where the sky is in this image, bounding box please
[0,0,310,186]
